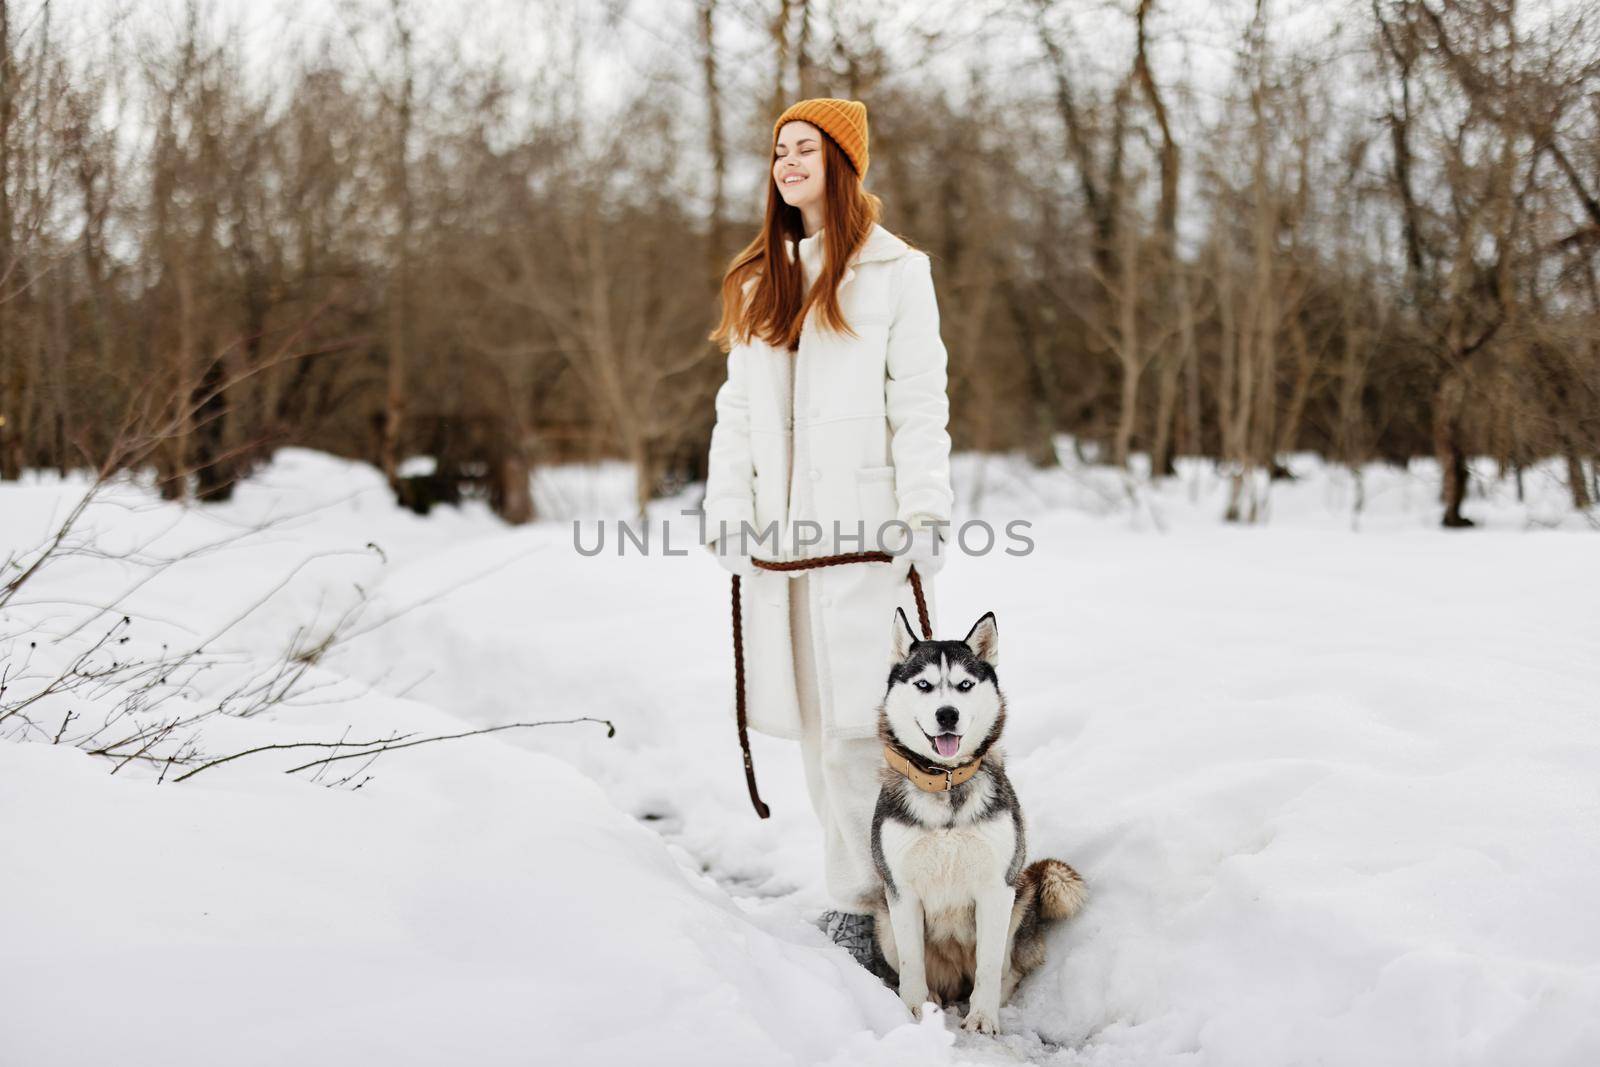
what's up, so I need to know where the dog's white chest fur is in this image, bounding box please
[880,809,1015,933]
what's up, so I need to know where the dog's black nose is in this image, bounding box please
[935,706,959,731]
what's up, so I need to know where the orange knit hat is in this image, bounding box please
[772,98,870,179]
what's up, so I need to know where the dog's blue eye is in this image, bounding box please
[957,680,974,692]
[915,680,933,692]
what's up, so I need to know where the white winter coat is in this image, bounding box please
[702,222,955,741]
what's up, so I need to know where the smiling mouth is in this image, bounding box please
[921,727,963,758]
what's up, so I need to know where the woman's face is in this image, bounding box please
[773,120,825,214]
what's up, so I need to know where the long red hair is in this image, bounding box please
[710,129,883,353]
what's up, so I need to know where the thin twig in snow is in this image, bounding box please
[279,718,617,775]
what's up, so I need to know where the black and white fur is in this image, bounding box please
[869,609,1086,1034]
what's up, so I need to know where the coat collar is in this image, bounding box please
[853,223,913,265]
[787,223,912,287]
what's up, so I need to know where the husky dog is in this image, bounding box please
[869,609,1086,1034]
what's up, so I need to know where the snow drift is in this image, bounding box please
[2,448,1597,1066]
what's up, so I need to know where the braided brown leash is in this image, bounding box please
[732,552,931,819]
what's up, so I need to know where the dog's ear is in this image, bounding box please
[963,612,998,667]
[890,606,919,664]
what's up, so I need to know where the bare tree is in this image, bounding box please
[0,0,1593,528]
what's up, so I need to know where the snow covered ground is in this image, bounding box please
[2,448,1597,1066]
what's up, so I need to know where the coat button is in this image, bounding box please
[808,469,821,481]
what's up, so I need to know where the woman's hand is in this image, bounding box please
[710,538,758,579]
[884,522,947,578]
[903,526,947,578]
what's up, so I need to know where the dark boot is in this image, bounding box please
[817,910,893,981]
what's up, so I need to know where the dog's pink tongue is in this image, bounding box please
[934,734,962,758]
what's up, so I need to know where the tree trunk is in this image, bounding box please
[1566,452,1592,511]
[381,5,415,493]
[496,453,535,525]
[698,0,727,280]
[192,352,232,501]
[1112,211,1141,469]
[1150,268,1194,478]
[1435,371,1473,528]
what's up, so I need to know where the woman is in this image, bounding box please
[702,98,955,970]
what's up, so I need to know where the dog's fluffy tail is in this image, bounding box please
[1024,858,1087,922]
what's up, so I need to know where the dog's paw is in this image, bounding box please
[898,984,930,1019]
[961,1006,1000,1035]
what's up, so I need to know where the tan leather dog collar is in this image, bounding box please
[884,745,982,793]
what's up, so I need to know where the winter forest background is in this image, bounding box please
[2,0,1598,525]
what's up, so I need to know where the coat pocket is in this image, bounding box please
[854,465,899,544]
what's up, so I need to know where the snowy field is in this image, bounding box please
[2,448,1598,1067]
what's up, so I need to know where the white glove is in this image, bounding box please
[902,526,947,578]
[710,538,757,579]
